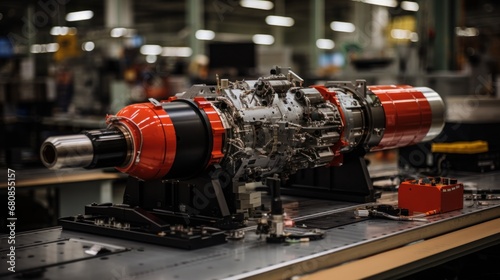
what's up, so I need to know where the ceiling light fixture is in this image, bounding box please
[66,10,94,22]
[50,26,65,36]
[390,29,418,42]
[30,44,42,54]
[50,26,77,36]
[146,55,157,63]
[30,43,59,53]
[240,0,274,10]
[110,28,138,38]
[316,39,335,49]
[390,29,411,39]
[353,0,397,8]
[195,30,215,40]
[330,21,356,33]
[46,43,59,52]
[140,45,162,56]
[82,41,95,52]
[265,15,295,27]
[401,1,419,11]
[252,34,275,45]
[111,28,126,38]
[455,27,479,37]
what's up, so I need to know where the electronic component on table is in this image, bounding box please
[398,177,464,215]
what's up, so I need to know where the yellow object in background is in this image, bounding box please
[432,141,489,154]
[54,34,80,62]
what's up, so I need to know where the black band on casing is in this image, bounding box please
[162,99,213,178]
[84,129,128,168]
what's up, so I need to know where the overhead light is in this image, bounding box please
[195,29,215,40]
[30,43,59,53]
[50,26,76,36]
[66,10,94,22]
[410,32,419,42]
[30,44,42,54]
[46,43,59,52]
[50,26,62,35]
[140,45,162,55]
[390,29,418,41]
[353,0,397,8]
[391,29,411,39]
[401,1,419,11]
[240,0,274,10]
[252,34,274,45]
[455,27,479,37]
[82,41,95,52]
[265,15,295,27]
[110,28,136,38]
[365,0,397,7]
[110,28,127,38]
[161,47,193,57]
[330,21,356,33]
[316,39,335,49]
[146,55,157,63]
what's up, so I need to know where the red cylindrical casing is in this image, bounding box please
[192,97,225,166]
[107,97,226,181]
[369,85,444,151]
[109,102,177,180]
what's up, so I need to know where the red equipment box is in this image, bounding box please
[398,177,464,215]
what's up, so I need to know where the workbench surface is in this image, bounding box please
[1,172,500,280]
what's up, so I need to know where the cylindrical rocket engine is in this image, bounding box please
[40,68,445,182]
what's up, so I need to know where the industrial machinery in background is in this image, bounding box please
[40,67,445,249]
[399,97,500,176]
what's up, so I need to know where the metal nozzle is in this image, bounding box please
[40,135,94,169]
[40,128,131,170]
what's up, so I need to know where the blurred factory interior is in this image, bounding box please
[1,0,500,169]
[1,0,500,279]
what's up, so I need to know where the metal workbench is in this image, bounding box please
[2,172,500,280]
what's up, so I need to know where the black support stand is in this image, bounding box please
[282,153,379,203]
[59,167,243,250]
